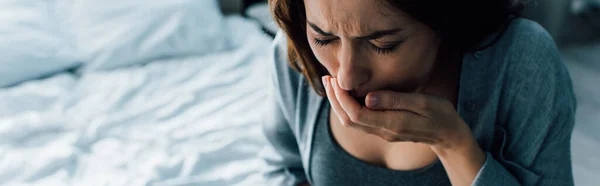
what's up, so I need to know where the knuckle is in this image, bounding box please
[363,128,377,135]
[392,115,406,133]
[392,99,403,109]
[394,126,405,134]
[395,112,406,122]
[354,125,373,134]
[348,113,361,123]
[382,134,396,142]
[376,128,395,142]
[341,118,352,126]
[394,123,409,135]
[389,95,403,109]
[417,95,429,109]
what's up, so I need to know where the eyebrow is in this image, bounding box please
[308,22,334,36]
[307,21,402,40]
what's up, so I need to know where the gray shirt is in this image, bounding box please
[260,18,576,186]
[310,100,451,186]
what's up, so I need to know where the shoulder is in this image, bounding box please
[502,18,563,70]
[270,31,319,125]
[488,18,576,111]
[269,31,301,122]
[269,31,326,154]
[477,18,576,141]
[493,18,563,72]
[478,18,576,166]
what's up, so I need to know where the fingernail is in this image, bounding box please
[322,76,328,87]
[366,95,378,107]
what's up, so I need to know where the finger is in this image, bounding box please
[329,78,404,131]
[323,76,351,127]
[328,77,384,134]
[361,109,431,140]
[369,115,438,144]
[329,78,435,143]
[358,122,437,144]
[365,90,433,116]
[331,77,365,124]
[330,77,393,132]
[347,120,386,136]
[328,77,405,132]
[378,110,429,137]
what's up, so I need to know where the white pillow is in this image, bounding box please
[58,0,228,71]
[0,0,79,87]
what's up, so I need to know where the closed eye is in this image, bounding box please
[313,37,403,55]
[369,41,403,55]
[313,38,335,47]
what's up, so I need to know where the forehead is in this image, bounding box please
[304,0,409,35]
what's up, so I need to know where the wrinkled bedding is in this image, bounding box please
[0,16,272,186]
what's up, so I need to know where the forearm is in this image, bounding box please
[432,135,486,186]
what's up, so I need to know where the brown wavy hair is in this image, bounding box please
[269,0,524,96]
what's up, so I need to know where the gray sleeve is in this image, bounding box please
[259,32,306,186]
[472,19,576,186]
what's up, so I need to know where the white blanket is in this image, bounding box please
[0,16,272,186]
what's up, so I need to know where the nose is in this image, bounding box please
[336,42,370,91]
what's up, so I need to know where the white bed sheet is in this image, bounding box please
[0,16,272,186]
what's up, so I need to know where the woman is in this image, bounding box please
[260,0,576,185]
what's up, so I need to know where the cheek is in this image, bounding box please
[308,44,338,75]
[370,50,411,75]
[394,40,437,74]
[369,43,437,85]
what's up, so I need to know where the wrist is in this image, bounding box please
[432,117,476,154]
[432,136,484,163]
[432,121,483,160]
[431,132,486,186]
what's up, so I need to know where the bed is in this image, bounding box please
[0,1,272,185]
